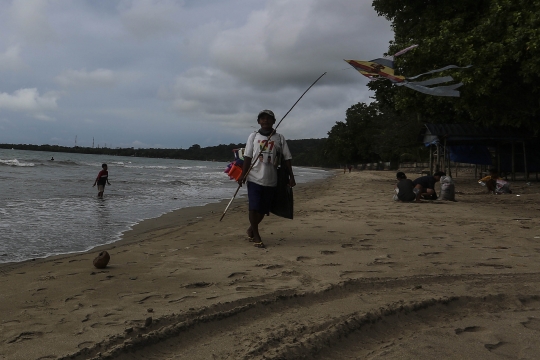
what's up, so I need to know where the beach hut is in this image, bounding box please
[421,124,539,180]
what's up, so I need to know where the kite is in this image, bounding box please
[345,45,471,97]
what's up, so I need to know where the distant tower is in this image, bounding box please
[92,137,94,148]
[74,135,77,147]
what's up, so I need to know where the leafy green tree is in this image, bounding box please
[371,0,540,130]
[325,102,428,164]
[326,103,380,164]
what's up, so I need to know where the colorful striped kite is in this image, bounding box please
[345,46,471,97]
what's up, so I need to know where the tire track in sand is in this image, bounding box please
[58,272,540,360]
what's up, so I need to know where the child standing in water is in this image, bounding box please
[93,164,111,198]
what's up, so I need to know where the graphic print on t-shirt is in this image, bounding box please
[257,140,275,164]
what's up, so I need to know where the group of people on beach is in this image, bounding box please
[393,171,447,202]
[394,168,511,202]
[92,108,513,249]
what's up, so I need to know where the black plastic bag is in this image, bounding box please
[270,157,293,219]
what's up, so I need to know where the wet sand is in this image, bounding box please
[1,170,540,359]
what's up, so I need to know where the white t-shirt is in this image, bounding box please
[244,131,292,187]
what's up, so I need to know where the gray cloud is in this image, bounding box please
[0,88,58,120]
[9,0,57,44]
[55,68,138,88]
[0,46,25,71]
[0,0,393,148]
[118,0,184,40]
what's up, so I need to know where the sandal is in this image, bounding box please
[247,237,255,242]
[253,242,266,248]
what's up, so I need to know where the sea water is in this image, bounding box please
[0,149,329,264]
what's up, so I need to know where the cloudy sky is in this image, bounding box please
[0,0,393,149]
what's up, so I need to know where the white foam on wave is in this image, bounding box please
[0,159,35,167]
[125,165,169,169]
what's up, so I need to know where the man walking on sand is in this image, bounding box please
[238,110,296,249]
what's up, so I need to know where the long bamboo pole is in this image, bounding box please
[219,72,326,221]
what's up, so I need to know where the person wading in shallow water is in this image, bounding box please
[237,110,296,249]
[93,163,111,198]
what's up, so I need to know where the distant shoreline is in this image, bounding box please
[0,139,333,168]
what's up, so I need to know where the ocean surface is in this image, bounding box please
[0,149,330,264]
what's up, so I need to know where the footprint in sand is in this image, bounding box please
[168,295,197,304]
[281,270,301,276]
[296,256,312,261]
[264,264,283,270]
[64,295,82,302]
[341,244,354,248]
[90,321,120,328]
[320,250,337,255]
[2,320,21,326]
[183,282,212,289]
[236,284,265,292]
[77,341,94,349]
[339,270,380,277]
[7,331,43,343]
[485,341,506,351]
[475,263,512,269]
[455,326,484,334]
[137,294,161,304]
[521,317,540,331]
[228,272,247,278]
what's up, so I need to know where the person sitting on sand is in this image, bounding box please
[237,110,295,249]
[93,163,111,198]
[393,172,421,202]
[412,171,445,200]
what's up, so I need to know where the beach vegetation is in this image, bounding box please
[325,0,540,165]
[371,0,540,130]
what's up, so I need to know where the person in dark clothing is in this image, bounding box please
[93,163,111,198]
[394,172,421,202]
[237,110,295,249]
[412,171,445,200]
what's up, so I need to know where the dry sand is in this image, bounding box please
[1,170,540,359]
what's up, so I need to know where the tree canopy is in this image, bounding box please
[325,0,540,165]
[325,102,426,164]
[371,0,540,130]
